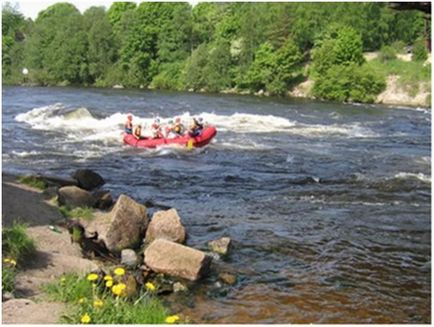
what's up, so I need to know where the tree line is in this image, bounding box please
[2,2,429,102]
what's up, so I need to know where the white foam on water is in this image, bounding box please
[394,172,431,184]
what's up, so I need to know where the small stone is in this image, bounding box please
[218,272,237,285]
[173,282,187,293]
[2,292,14,301]
[208,237,231,255]
[121,249,138,267]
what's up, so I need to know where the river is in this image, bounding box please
[2,86,431,323]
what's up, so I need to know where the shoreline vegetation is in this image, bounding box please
[3,2,431,108]
[2,170,233,324]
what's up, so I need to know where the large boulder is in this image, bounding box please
[72,169,105,191]
[145,208,186,244]
[57,186,96,208]
[144,239,212,281]
[82,194,148,253]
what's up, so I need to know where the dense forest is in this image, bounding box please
[2,2,430,103]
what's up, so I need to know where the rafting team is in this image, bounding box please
[124,114,204,140]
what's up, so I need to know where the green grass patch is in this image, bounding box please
[2,222,36,263]
[59,206,93,220]
[2,265,17,293]
[44,272,171,324]
[17,175,47,190]
[366,58,431,88]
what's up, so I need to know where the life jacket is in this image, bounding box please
[134,127,141,137]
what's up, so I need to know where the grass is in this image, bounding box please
[17,175,47,190]
[365,58,431,93]
[2,222,36,293]
[59,206,94,220]
[44,271,172,324]
[2,222,36,263]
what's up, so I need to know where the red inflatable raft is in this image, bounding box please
[123,126,217,149]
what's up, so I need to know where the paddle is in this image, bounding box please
[187,139,194,150]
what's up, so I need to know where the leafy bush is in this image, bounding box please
[391,40,406,54]
[2,222,36,263]
[312,63,386,103]
[2,264,17,293]
[412,38,428,62]
[379,45,397,62]
[151,62,184,90]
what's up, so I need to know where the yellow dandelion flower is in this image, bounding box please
[145,282,156,292]
[3,258,11,263]
[9,259,17,266]
[103,275,113,281]
[60,277,66,283]
[78,298,86,304]
[114,267,125,276]
[105,280,113,288]
[86,273,98,281]
[165,315,180,324]
[111,283,126,296]
[80,313,91,324]
[93,299,104,308]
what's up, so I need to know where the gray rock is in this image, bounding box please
[2,292,14,302]
[218,272,237,285]
[121,249,138,267]
[36,174,78,187]
[82,194,148,253]
[145,208,186,244]
[72,169,105,191]
[57,186,96,208]
[173,282,187,293]
[93,190,113,210]
[208,237,232,255]
[144,239,212,281]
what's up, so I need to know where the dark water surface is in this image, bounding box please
[2,86,431,323]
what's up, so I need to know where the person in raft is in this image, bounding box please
[151,118,164,139]
[188,117,204,137]
[133,124,143,140]
[125,114,133,134]
[172,117,185,135]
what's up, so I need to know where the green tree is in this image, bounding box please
[182,43,208,90]
[204,39,232,92]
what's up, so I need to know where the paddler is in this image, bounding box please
[151,118,164,139]
[188,117,204,137]
[133,124,143,140]
[124,114,133,134]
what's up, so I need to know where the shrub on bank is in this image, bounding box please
[412,38,428,62]
[312,63,386,103]
[17,175,47,190]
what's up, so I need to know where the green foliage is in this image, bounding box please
[2,264,16,293]
[2,2,430,102]
[59,206,93,220]
[2,222,36,263]
[312,63,386,103]
[17,175,47,190]
[379,45,397,62]
[412,38,428,62]
[44,272,168,324]
[390,40,406,54]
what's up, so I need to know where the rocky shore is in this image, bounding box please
[2,170,234,324]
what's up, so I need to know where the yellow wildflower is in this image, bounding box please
[3,258,11,263]
[86,273,98,282]
[78,298,86,304]
[105,280,113,288]
[114,267,125,276]
[93,299,104,308]
[165,315,180,324]
[145,282,156,292]
[60,277,66,283]
[103,275,113,281]
[9,259,17,266]
[111,283,126,296]
[80,313,91,324]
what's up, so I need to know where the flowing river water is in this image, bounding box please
[2,86,431,323]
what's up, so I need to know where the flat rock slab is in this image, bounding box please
[2,177,64,227]
[2,298,65,324]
